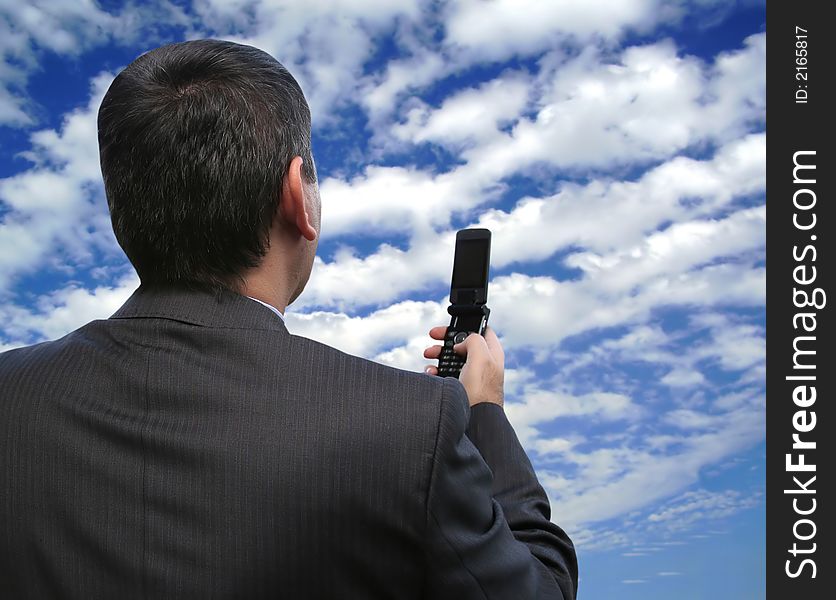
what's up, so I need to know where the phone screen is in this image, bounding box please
[451,238,490,290]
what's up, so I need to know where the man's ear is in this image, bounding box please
[279,156,317,242]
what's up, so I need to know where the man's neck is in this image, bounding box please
[237,260,296,315]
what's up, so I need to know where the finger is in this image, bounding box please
[423,365,438,376]
[482,326,505,363]
[423,345,442,359]
[429,326,448,341]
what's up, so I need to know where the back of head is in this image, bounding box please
[98,39,317,291]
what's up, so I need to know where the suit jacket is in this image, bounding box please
[0,284,577,599]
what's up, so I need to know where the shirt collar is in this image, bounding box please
[245,296,286,321]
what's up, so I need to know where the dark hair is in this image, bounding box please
[98,39,316,291]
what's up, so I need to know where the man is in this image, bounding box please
[0,40,577,598]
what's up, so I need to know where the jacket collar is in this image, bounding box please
[110,283,288,334]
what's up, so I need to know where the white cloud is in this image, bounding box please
[192,0,422,122]
[647,488,761,529]
[507,390,642,446]
[478,132,764,264]
[319,167,479,237]
[664,408,716,429]
[443,0,668,62]
[294,239,453,311]
[0,71,119,292]
[689,314,765,371]
[713,388,760,411]
[564,204,765,292]
[0,1,110,126]
[392,74,531,147]
[558,311,764,400]
[306,216,765,366]
[305,133,764,315]
[489,262,763,351]
[285,298,443,365]
[542,400,763,528]
[704,32,766,142]
[0,0,189,127]
[2,17,765,317]
[533,437,577,456]
[0,271,138,349]
[389,34,764,178]
[559,324,675,376]
[360,47,447,128]
[661,368,707,388]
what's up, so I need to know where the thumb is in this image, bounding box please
[453,332,488,360]
[482,326,504,366]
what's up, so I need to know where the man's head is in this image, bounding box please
[98,39,320,301]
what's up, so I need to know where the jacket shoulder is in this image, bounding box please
[0,337,65,380]
[287,331,446,399]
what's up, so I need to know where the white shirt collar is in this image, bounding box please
[245,296,285,322]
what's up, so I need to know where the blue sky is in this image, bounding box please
[0,1,765,597]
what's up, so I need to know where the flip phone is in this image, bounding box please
[436,228,491,378]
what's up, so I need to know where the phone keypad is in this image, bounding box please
[437,329,468,378]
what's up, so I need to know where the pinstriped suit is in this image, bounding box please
[0,284,577,598]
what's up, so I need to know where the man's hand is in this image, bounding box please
[424,326,505,407]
